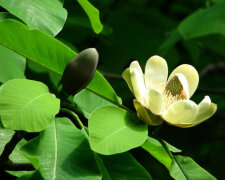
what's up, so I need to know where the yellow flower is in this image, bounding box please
[122,56,217,127]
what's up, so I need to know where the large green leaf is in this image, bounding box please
[77,0,103,34]
[89,105,148,155]
[0,19,119,104]
[96,152,152,180]
[74,89,114,119]
[0,19,76,76]
[7,139,33,178]
[0,0,67,36]
[142,137,173,169]
[170,155,216,180]
[20,117,101,180]
[178,2,225,39]
[0,79,60,132]
[0,44,26,83]
[142,137,216,179]
[86,71,121,104]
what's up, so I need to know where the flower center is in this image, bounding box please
[163,75,187,109]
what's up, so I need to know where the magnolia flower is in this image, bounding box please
[122,56,217,127]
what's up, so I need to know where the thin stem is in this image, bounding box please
[60,108,84,129]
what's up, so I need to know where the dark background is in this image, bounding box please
[58,0,225,179]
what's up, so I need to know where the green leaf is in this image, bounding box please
[89,105,148,155]
[86,71,121,104]
[96,152,153,180]
[142,137,173,169]
[0,0,67,36]
[0,44,26,83]
[74,89,115,118]
[0,79,60,132]
[77,0,103,34]
[0,19,119,104]
[170,155,216,180]
[142,137,216,179]
[18,171,44,180]
[178,2,225,39]
[0,12,17,21]
[0,121,14,155]
[0,19,76,76]
[7,139,33,177]
[20,117,101,180]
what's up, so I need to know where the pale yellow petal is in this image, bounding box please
[130,61,146,104]
[176,73,189,99]
[161,100,198,125]
[168,64,199,98]
[122,68,134,94]
[148,88,164,115]
[145,55,168,89]
[134,99,163,126]
[179,96,217,127]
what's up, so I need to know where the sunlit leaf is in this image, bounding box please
[89,105,148,155]
[0,79,60,132]
[77,0,103,34]
[0,0,67,36]
[0,121,14,155]
[170,155,216,180]
[0,19,76,76]
[86,71,121,104]
[0,44,26,83]
[0,19,119,104]
[142,137,173,169]
[74,89,115,118]
[7,139,33,177]
[20,118,101,180]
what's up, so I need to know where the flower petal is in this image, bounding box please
[168,64,199,98]
[145,55,168,89]
[161,100,198,125]
[122,68,134,94]
[130,61,146,104]
[134,100,163,126]
[179,96,217,127]
[147,88,164,115]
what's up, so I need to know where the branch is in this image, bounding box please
[200,62,225,77]
[103,72,123,80]
[103,72,225,96]
[0,131,25,162]
[3,161,35,171]
[197,87,225,96]
[0,131,35,171]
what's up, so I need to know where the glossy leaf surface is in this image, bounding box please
[89,105,148,155]
[0,79,60,132]
[0,44,26,83]
[96,152,153,180]
[0,0,67,36]
[20,118,101,180]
